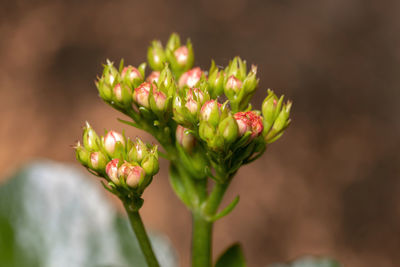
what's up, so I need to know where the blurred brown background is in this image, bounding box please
[1,0,400,266]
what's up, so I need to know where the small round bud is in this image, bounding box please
[146,71,160,84]
[83,122,100,151]
[218,115,239,144]
[225,75,242,92]
[178,67,202,88]
[106,159,120,185]
[121,66,142,82]
[133,82,152,108]
[89,151,107,172]
[200,100,221,127]
[128,139,148,164]
[153,90,167,111]
[104,131,125,155]
[126,166,146,188]
[174,46,189,66]
[75,142,90,166]
[176,125,195,152]
[113,84,123,101]
[141,154,159,176]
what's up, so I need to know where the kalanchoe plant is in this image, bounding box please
[75,33,292,267]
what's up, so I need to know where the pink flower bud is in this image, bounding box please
[226,75,242,92]
[234,111,264,138]
[185,99,198,114]
[104,131,125,155]
[187,88,204,103]
[174,46,189,65]
[121,65,142,81]
[146,71,160,84]
[126,166,146,188]
[178,67,202,88]
[200,100,220,121]
[176,125,195,151]
[153,89,167,110]
[233,112,251,136]
[90,152,100,169]
[133,82,152,108]
[113,83,122,101]
[106,159,120,184]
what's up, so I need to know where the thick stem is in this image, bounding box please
[192,212,212,267]
[124,206,160,267]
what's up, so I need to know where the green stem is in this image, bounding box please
[191,181,230,267]
[203,182,230,216]
[192,212,212,267]
[124,206,160,267]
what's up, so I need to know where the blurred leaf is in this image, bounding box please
[215,243,246,267]
[269,256,341,267]
[0,160,177,267]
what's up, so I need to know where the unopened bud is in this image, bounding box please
[146,71,160,84]
[178,67,202,88]
[75,142,90,166]
[121,66,142,82]
[104,131,125,156]
[83,122,100,151]
[147,40,166,71]
[176,125,195,151]
[128,139,148,164]
[200,100,220,127]
[141,153,159,176]
[126,166,146,188]
[133,82,152,108]
[218,115,238,144]
[89,151,107,172]
[152,89,167,111]
[174,46,189,66]
[106,159,120,185]
[225,75,242,93]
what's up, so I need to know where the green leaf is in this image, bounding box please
[208,195,239,222]
[0,160,177,267]
[215,243,246,267]
[269,256,341,267]
[169,163,192,208]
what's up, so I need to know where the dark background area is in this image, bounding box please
[1,0,400,266]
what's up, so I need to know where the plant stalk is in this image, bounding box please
[125,206,160,267]
[192,212,212,267]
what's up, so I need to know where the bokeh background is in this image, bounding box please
[1,0,400,266]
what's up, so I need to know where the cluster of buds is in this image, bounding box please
[262,90,292,144]
[148,33,194,77]
[74,123,159,195]
[173,85,210,127]
[198,100,239,151]
[96,60,146,108]
[222,57,259,112]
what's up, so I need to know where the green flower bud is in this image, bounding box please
[113,83,132,106]
[128,139,148,164]
[141,153,159,176]
[83,122,100,151]
[200,100,221,128]
[75,142,90,166]
[96,60,119,101]
[262,90,283,134]
[166,33,181,51]
[199,121,216,143]
[147,40,166,71]
[265,101,292,143]
[218,115,239,144]
[88,151,107,172]
[207,60,224,98]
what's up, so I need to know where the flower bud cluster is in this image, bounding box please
[198,100,239,151]
[221,57,259,112]
[74,122,159,193]
[96,60,146,108]
[173,85,210,127]
[261,90,292,144]
[148,33,194,77]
